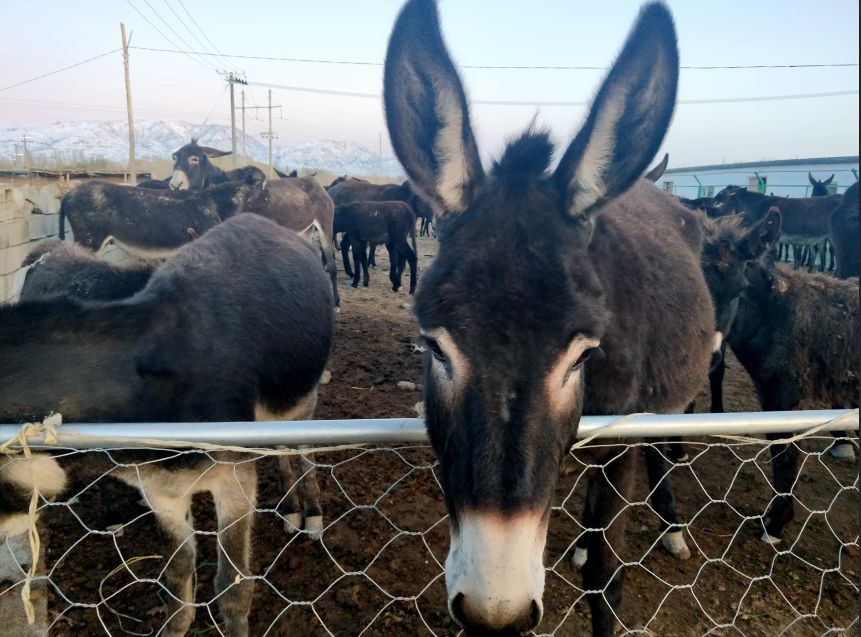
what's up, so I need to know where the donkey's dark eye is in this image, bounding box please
[424,337,446,363]
[189,156,200,165]
[564,347,600,385]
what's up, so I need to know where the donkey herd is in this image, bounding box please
[0,1,858,636]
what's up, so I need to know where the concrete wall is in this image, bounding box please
[0,181,76,303]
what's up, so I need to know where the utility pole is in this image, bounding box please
[259,90,280,179]
[120,23,136,183]
[20,134,32,175]
[221,72,247,169]
[238,94,281,176]
[241,89,246,163]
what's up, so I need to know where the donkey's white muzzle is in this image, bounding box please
[446,509,546,633]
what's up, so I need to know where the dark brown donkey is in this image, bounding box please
[383,1,714,635]
[716,187,840,272]
[830,182,859,279]
[333,201,418,293]
[0,214,334,637]
[168,139,341,308]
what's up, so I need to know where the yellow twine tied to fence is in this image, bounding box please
[0,413,62,625]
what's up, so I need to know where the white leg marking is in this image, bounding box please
[284,513,303,534]
[662,530,691,560]
[760,531,782,545]
[304,515,324,541]
[829,443,856,461]
[712,331,724,353]
[571,546,589,569]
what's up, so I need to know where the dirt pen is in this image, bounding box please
[1,236,858,636]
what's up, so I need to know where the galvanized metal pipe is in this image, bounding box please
[0,410,856,450]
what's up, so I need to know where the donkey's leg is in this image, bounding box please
[583,447,637,637]
[340,233,355,278]
[314,224,341,309]
[369,243,378,268]
[761,432,801,543]
[571,469,597,569]
[349,237,363,288]
[643,444,689,559]
[709,345,727,413]
[212,462,256,637]
[387,241,402,292]
[828,430,857,461]
[359,240,371,287]
[402,239,418,295]
[276,455,304,533]
[276,389,324,539]
[147,493,197,637]
[296,447,324,539]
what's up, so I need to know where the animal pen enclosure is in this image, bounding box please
[1,409,857,637]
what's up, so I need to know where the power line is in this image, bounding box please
[128,46,860,71]
[140,0,220,71]
[175,0,240,73]
[247,81,860,106]
[124,0,218,72]
[0,49,121,92]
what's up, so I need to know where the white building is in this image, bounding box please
[661,156,859,199]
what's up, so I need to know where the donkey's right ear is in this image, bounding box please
[384,0,484,217]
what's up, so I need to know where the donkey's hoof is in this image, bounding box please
[304,515,324,540]
[284,512,303,534]
[829,443,856,461]
[673,453,690,463]
[760,531,782,545]
[662,530,691,560]
[571,547,588,569]
[320,370,332,385]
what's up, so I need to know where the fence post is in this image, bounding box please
[693,174,703,198]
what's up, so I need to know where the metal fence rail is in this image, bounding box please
[1,409,857,449]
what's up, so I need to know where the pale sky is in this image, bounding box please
[1,0,858,168]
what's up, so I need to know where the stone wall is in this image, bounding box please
[0,181,76,302]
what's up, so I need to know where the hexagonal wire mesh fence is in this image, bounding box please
[0,411,857,637]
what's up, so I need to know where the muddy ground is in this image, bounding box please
[3,234,858,636]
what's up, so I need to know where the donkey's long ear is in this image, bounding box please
[644,153,669,182]
[555,3,678,219]
[200,147,232,158]
[739,207,782,260]
[384,0,484,217]
[824,174,835,186]
[809,173,817,186]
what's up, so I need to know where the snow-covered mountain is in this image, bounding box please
[0,120,404,176]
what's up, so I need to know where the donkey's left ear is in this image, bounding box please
[554,3,679,219]
[200,146,232,158]
[383,0,484,217]
[740,207,782,260]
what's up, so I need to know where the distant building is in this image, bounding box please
[661,156,859,198]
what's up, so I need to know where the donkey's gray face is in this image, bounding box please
[384,0,679,633]
[169,140,230,190]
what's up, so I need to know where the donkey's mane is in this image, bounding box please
[491,127,554,178]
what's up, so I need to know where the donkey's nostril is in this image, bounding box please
[450,592,468,627]
[528,599,542,629]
